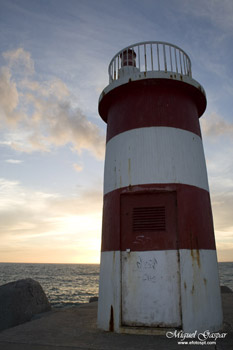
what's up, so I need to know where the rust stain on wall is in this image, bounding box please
[128,158,131,185]
[190,249,200,268]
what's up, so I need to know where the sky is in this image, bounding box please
[0,0,232,263]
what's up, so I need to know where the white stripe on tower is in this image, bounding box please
[104,127,209,195]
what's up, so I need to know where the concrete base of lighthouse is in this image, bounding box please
[98,249,222,333]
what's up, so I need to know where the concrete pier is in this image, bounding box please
[0,292,232,350]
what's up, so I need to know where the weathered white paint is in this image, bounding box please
[180,249,222,332]
[104,127,209,195]
[99,41,206,104]
[121,250,181,327]
[97,251,121,332]
[98,249,222,332]
[118,66,140,79]
[99,70,205,104]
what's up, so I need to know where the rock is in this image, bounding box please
[0,278,51,331]
[221,285,233,293]
[89,296,98,303]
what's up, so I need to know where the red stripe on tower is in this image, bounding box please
[101,184,216,252]
[97,42,222,333]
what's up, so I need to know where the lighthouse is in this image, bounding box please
[97,41,222,333]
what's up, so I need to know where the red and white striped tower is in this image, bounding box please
[98,41,222,333]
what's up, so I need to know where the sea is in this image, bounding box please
[0,262,232,308]
[0,263,99,308]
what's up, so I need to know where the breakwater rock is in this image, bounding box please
[0,278,51,331]
[221,285,233,293]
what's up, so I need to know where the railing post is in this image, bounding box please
[151,44,153,71]
[169,46,173,72]
[174,48,178,74]
[138,45,141,71]
[179,51,183,75]
[108,41,192,81]
[157,43,160,71]
[163,44,167,72]
[144,44,147,72]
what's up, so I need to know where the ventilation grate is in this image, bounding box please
[132,206,166,232]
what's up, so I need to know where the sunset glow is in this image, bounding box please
[0,0,232,263]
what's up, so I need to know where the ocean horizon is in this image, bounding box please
[0,262,232,308]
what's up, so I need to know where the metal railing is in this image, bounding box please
[108,41,192,82]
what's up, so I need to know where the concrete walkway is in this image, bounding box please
[0,294,232,350]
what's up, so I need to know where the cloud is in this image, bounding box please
[47,187,103,218]
[0,178,102,262]
[201,113,233,137]
[73,163,83,172]
[208,168,233,261]
[22,77,69,100]
[0,177,102,233]
[0,67,21,125]
[5,159,23,164]
[180,0,233,32]
[211,190,233,232]
[3,47,34,75]
[0,48,105,159]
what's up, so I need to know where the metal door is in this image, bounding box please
[120,192,181,327]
